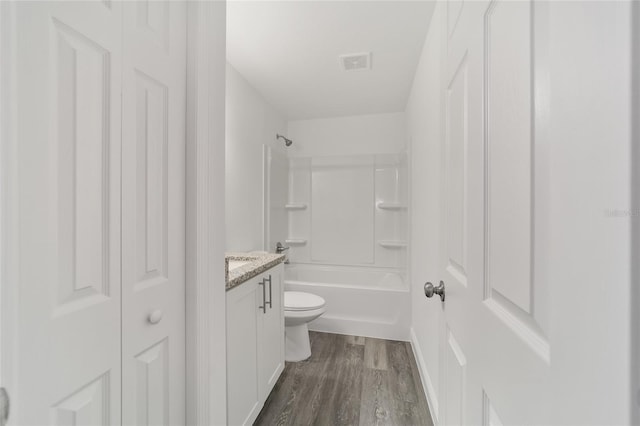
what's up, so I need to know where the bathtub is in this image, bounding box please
[284,264,410,341]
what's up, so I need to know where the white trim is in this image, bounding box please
[0,0,18,418]
[409,327,439,426]
[186,2,227,425]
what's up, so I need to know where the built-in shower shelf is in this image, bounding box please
[285,203,308,210]
[377,203,407,211]
[285,239,307,245]
[378,240,407,248]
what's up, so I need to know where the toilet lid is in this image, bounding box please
[284,291,325,311]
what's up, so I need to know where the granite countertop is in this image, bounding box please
[226,252,286,291]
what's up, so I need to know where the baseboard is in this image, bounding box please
[410,327,439,425]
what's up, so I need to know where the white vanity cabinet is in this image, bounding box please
[226,263,284,426]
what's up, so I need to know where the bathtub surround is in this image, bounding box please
[280,113,410,341]
[287,155,407,267]
[282,153,409,341]
[226,63,287,252]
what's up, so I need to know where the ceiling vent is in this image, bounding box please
[339,52,372,71]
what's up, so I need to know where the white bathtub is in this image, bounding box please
[284,264,410,341]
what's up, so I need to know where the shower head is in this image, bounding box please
[276,134,293,147]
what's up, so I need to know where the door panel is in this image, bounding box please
[135,339,170,425]
[445,53,469,288]
[53,373,110,426]
[121,1,186,424]
[485,0,533,314]
[14,2,122,423]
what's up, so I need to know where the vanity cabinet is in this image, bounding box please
[226,263,284,426]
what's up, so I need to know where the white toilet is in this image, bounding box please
[284,291,326,362]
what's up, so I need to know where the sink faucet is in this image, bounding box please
[276,242,290,264]
[276,242,290,254]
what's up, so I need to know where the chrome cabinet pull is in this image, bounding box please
[424,281,445,302]
[265,275,272,309]
[258,279,266,313]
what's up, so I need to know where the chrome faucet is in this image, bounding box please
[276,242,290,254]
[276,242,290,264]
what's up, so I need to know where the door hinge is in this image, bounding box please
[0,387,9,426]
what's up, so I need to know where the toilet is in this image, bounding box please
[284,291,326,362]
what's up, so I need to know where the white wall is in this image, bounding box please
[287,112,406,157]
[405,2,443,423]
[225,63,287,252]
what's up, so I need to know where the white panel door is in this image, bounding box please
[434,0,634,424]
[121,1,187,425]
[12,2,123,424]
[438,0,550,424]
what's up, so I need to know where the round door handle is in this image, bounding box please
[424,281,445,302]
[148,309,163,324]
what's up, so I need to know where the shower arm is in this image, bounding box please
[276,134,293,147]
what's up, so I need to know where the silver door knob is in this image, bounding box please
[148,309,163,324]
[424,281,445,302]
[0,387,9,425]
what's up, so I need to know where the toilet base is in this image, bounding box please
[285,323,312,362]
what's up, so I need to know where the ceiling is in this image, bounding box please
[227,1,436,120]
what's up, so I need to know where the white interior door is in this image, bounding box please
[439,1,553,423]
[121,2,187,424]
[11,1,123,423]
[438,1,554,423]
[438,1,487,423]
[436,1,633,425]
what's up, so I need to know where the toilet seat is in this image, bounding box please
[284,291,325,311]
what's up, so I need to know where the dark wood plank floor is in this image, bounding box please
[254,331,433,426]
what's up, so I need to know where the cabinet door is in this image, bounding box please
[226,278,262,426]
[258,264,285,400]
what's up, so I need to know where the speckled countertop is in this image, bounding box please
[226,252,286,290]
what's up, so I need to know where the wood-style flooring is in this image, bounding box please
[254,331,433,426]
